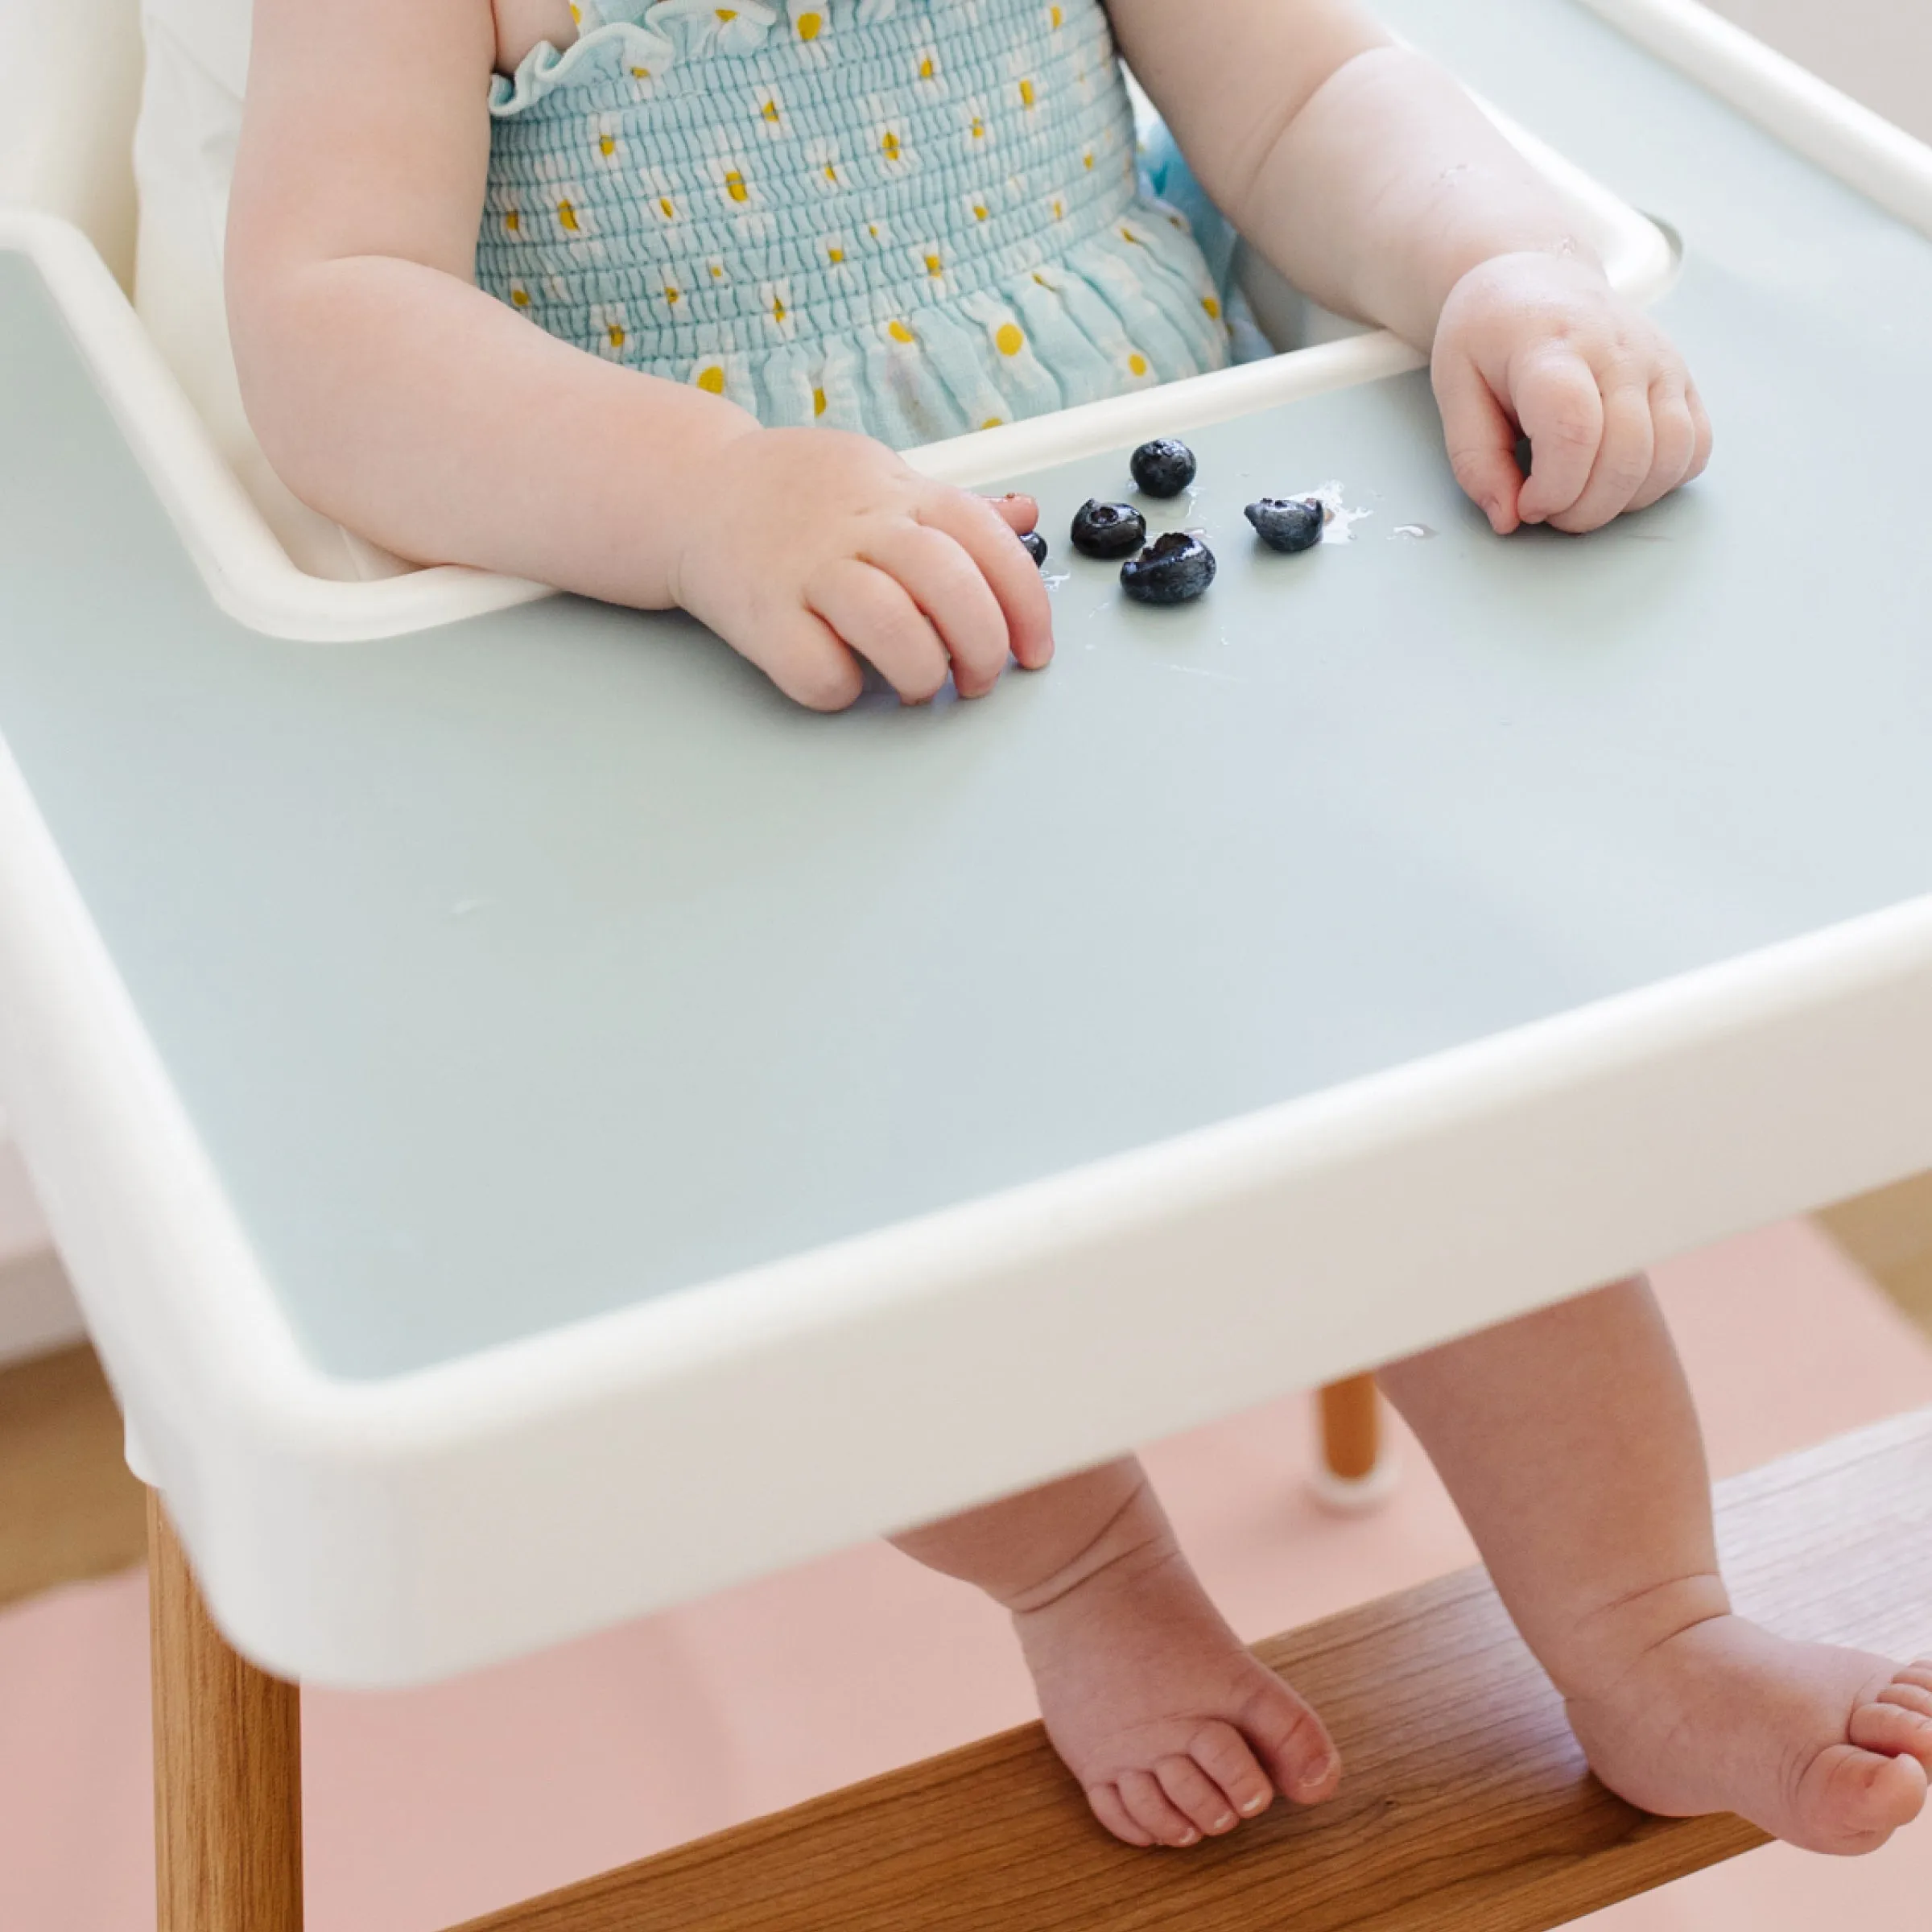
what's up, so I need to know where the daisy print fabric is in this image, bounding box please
[478,0,1229,445]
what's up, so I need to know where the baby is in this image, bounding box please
[228,0,1929,1856]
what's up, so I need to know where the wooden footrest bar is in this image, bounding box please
[457,1410,1932,1932]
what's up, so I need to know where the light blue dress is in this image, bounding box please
[477,0,1232,447]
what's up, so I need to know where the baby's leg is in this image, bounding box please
[892,1459,1339,1847]
[1381,1278,1932,1853]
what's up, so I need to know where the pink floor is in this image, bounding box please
[4,1218,1930,1931]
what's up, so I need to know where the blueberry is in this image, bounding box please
[1020,529,1048,567]
[1121,530,1216,605]
[1070,498,1147,559]
[1129,437,1197,498]
[1245,496,1325,553]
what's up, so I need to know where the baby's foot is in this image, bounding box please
[1006,1496,1340,1848]
[1566,1615,1932,1854]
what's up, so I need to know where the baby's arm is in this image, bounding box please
[228,0,1050,708]
[1108,0,1711,534]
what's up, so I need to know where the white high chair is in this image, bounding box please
[9,6,1932,1930]
[14,0,1658,1505]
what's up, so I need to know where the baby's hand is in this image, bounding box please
[1430,253,1712,536]
[670,427,1054,711]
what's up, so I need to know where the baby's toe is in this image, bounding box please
[1118,1768,1203,1847]
[1797,1741,1928,1852]
[1242,1674,1341,1806]
[1088,1781,1157,1849]
[1157,1753,1240,1835]
[1851,1677,1932,1769]
[1188,1718,1276,1820]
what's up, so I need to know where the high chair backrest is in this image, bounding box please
[1,0,373,577]
[0,0,147,285]
[130,0,407,579]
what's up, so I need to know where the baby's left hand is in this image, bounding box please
[1430,252,1711,536]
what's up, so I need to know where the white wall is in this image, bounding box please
[1704,0,1932,142]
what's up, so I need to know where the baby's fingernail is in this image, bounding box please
[1240,1792,1270,1814]
[1212,1811,1236,1831]
[1298,1754,1335,1791]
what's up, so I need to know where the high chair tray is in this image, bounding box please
[2,0,1930,1687]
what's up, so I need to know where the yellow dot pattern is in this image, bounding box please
[477,0,1234,435]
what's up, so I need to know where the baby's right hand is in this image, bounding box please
[670,428,1055,711]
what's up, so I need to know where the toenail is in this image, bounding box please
[1177,1830,1199,1846]
[1298,1755,1335,1790]
[1212,1812,1236,1831]
[1241,1793,1270,1814]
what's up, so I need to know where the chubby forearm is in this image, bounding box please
[1108,0,1593,352]
[1230,47,1594,349]
[230,255,758,601]
[1112,2,1706,538]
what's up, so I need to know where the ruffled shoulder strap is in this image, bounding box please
[493,0,920,113]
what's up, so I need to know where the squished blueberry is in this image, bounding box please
[1070,498,1147,559]
[1121,530,1216,605]
[1130,438,1197,498]
[1245,496,1325,553]
[1020,529,1048,566]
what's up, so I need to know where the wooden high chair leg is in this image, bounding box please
[149,1492,303,1932]
[1311,1373,1397,1512]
